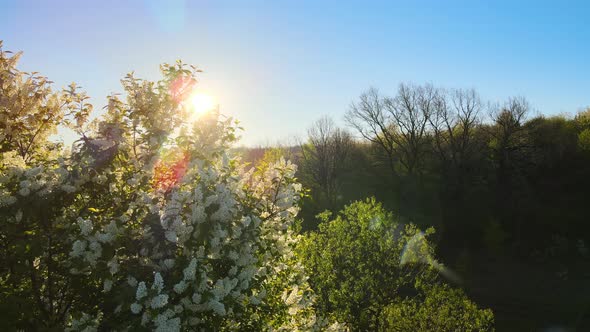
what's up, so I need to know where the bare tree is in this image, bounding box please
[346,88,398,175]
[490,96,529,140]
[384,83,436,175]
[429,88,482,170]
[346,84,435,176]
[301,116,353,207]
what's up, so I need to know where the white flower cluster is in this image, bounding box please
[129,273,181,331]
[0,56,346,329]
[0,151,90,208]
[65,312,101,332]
[108,143,313,329]
[41,90,342,329]
[103,279,113,292]
[69,218,119,267]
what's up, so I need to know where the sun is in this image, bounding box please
[190,93,216,115]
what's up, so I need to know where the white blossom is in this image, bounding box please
[128,276,138,287]
[0,195,17,207]
[103,279,113,292]
[18,187,30,196]
[0,79,336,329]
[173,280,187,294]
[70,240,86,258]
[154,312,180,332]
[183,258,197,281]
[77,218,93,236]
[107,258,119,275]
[15,209,23,223]
[130,302,143,314]
[152,272,164,293]
[150,294,169,309]
[207,300,226,316]
[65,312,100,332]
[136,282,147,300]
[191,292,201,304]
[164,230,177,243]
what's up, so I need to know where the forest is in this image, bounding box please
[1,40,589,331]
[243,85,590,330]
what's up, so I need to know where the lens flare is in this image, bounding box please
[152,148,190,193]
[190,93,216,116]
[400,231,462,284]
[169,75,196,104]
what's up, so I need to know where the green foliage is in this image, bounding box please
[0,40,92,162]
[254,147,290,174]
[381,282,494,331]
[0,42,344,331]
[574,108,590,129]
[5,39,590,330]
[298,198,492,330]
[0,40,95,331]
[578,128,590,152]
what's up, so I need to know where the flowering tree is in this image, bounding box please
[0,41,341,331]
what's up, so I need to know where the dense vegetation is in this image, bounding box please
[3,40,589,330]
[0,42,337,331]
[298,198,494,331]
[242,84,590,330]
[0,42,498,331]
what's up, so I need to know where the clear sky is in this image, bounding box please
[1,0,589,146]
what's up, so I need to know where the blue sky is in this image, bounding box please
[1,0,589,146]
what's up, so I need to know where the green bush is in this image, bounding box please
[298,198,494,331]
[382,282,494,331]
[578,128,590,152]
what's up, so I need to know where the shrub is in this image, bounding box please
[298,198,494,331]
[381,282,494,331]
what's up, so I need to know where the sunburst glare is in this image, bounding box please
[190,92,216,116]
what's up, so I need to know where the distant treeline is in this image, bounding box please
[240,83,590,262]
